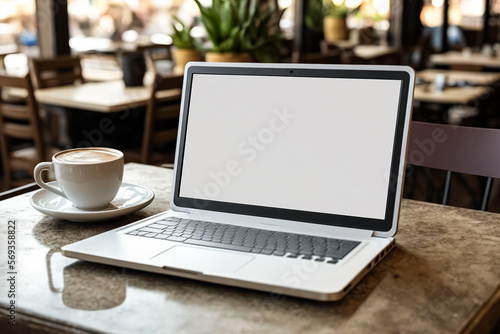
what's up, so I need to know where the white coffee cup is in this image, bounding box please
[434,73,447,92]
[34,147,124,210]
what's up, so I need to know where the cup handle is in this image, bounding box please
[34,162,67,199]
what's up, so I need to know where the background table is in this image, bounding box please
[1,163,499,334]
[414,69,498,104]
[34,80,182,148]
[34,80,182,113]
[416,69,500,86]
[430,51,500,69]
[352,45,400,60]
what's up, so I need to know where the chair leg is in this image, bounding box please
[481,177,493,211]
[442,171,452,205]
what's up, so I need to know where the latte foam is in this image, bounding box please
[55,149,121,164]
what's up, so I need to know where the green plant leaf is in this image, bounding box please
[238,0,249,22]
[248,0,257,21]
[220,0,233,39]
[256,9,274,38]
[195,0,286,58]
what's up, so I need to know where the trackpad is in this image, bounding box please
[150,245,254,274]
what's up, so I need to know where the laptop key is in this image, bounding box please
[184,239,252,253]
[166,236,188,242]
[157,219,180,225]
[140,227,165,234]
[148,223,169,230]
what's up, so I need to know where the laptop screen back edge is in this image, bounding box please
[171,63,414,236]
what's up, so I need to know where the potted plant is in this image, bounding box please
[194,0,284,62]
[322,1,359,42]
[170,16,203,71]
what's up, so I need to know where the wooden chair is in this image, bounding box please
[449,64,484,72]
[0,74,55,190]
[29,54,86,148]
[29,54,84,89]
[124,74,183,165]
[406,121,500,211]
[404,34,431,71]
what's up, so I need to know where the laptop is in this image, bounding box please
[62,62,414,301]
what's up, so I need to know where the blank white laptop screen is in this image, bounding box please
[179,74,402,221]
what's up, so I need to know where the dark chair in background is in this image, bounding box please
[406,121,500,211]
[291,50,341,64]
[124,74,183,165]
[0,74,56,190]
[404,34,431,71]
[29,54,84,89]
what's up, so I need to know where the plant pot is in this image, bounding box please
[119,52,146,87]
[323,17,348,42]
[205,52,254,63]
[173,48,203,72]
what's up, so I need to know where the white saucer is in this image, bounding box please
[30,182,155,222]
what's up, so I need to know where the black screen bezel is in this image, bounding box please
[173,65,411,232]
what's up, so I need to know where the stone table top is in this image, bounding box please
[0,163,499,334]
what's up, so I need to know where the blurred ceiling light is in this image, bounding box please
[151,33,173,45]
[69,37,112,52]
[278,0,293,9]
[0,2,16,20]
[199,0,213,7]
[431,0,444,7]
[0,23,16,34]
[460,0,485,16]
[449,5,462,25]
[420,4,442,27]
[152,0,173,8]
[345,0,362,8]
[125,0,140,10]
[190,26,206,39]
[4,53,28,76]
[122,30,139,43]
[372,0,390,16]
[183,0,201,16]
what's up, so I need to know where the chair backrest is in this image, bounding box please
[0,74,45,189]
[406,34,431,71]
[407,121,500,210]
[449,64,484,72]
[140,74,183,164]
[319,40,340,54]
[29,54,84,89]
[291,51,341,64]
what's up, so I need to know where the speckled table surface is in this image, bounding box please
[0,163,499,334]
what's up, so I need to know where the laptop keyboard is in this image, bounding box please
[128,217,360,264]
